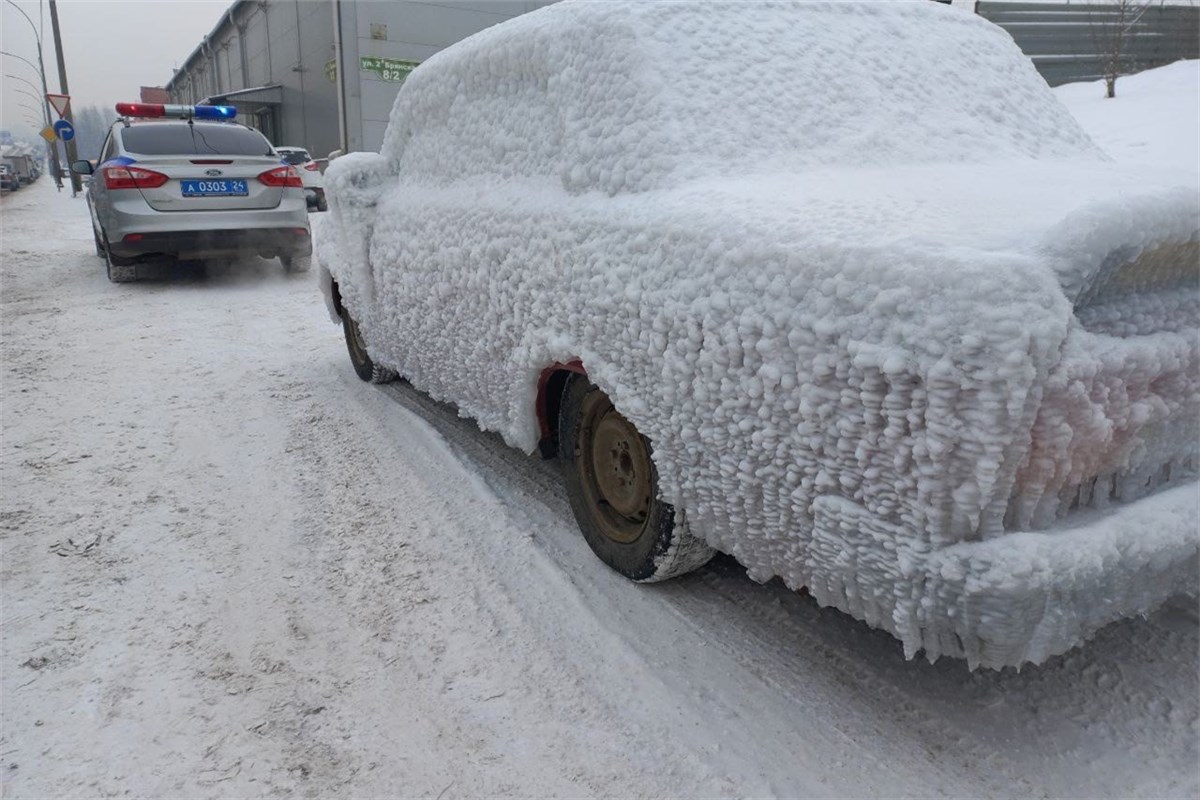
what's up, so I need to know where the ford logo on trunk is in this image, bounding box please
[204,168,223,177]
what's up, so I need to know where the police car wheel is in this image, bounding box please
[102,232,137,283]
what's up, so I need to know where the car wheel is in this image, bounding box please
[558,377,714,582]
[102,231,137,283]
[341,309,396,384]
[281,254,311,273]
[316,197,328,212]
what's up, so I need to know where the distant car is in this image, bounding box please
[315,1,1198,669]
[0,164,18,192]
[71,102,311,283]
[276,146,326,211]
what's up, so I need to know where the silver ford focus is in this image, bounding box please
[72,103,311,283]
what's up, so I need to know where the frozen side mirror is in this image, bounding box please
[70,160,94,175]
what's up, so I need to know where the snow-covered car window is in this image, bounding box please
[383,3,1101,195]
[387,49,563,183]
[638,4,1100,175]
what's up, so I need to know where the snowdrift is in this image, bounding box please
[316,0,1199,668]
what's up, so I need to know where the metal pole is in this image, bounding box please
[332,0,348,156]
[48,0,80,195]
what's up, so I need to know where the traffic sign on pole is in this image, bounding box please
[46,93,70,119]
[40,126,57,143]
[53,119,74,141]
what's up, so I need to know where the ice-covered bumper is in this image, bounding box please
[807,483,1199,669]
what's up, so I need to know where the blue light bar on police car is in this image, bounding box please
[115,102,237,120]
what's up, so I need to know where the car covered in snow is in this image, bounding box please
[315,1,1199,668]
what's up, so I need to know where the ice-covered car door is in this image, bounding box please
[364,31,571,441]
[319,151,393,332]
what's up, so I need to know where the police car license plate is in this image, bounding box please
[181,179,248,197]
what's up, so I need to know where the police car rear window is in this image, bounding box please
[120,124,273,156]
[279,151,310,165]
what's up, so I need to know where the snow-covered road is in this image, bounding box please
[2,177,1197,798]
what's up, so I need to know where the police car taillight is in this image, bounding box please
[102,166,169,190]
[115,102,236,120]
[258,165,303,188]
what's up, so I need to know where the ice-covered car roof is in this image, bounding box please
[382,0,1103,193]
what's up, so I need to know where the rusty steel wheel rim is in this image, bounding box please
[576,391,653,545]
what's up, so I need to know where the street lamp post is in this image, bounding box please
[47,0,82,194]
[1,1,62,189]
[5,71,40,93]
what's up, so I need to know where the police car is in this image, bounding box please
[72,102,311,283]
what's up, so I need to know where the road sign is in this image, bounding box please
[53,119,74,141]
[46,93,71,119]
[40,125,56,143]
[359,56,420,83]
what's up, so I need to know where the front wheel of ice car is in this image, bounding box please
[341,310,396,384]
[558,377,714,582]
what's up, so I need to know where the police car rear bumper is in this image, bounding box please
[110,227,312,260]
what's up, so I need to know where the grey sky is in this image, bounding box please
[2,0,225,139]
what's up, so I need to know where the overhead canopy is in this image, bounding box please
[202,84,283,106]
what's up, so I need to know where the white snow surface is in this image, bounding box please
[316,0,1199,668]
[1056,59,1200,175]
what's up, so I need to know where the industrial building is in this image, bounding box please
[165,1,553,160]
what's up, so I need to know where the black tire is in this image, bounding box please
[102,231,137,283]
[341,310,396,384]
[558,377,714,582]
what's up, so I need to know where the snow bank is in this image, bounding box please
[316,0,1199,667]
[1056,60,1200,172]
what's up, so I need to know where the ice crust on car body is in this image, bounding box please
[315,0,1200,669]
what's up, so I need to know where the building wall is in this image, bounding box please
[166,0,340,157]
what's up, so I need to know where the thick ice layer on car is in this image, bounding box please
[316,0,1200,667]
[810,483,1199,669]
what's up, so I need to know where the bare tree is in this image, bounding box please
[1091,0,1152,98]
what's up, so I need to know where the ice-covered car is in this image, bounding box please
[315,1,1199,668]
